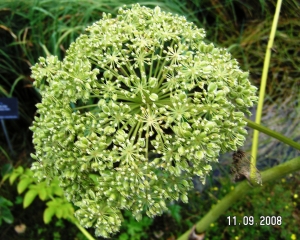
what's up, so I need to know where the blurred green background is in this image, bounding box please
[0,0,299,239]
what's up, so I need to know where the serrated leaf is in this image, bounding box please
[23,189,38,208]
[43,207,56,224]
[17,178,33,194]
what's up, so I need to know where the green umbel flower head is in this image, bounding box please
[30,4,257,238]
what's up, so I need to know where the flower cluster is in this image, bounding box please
[30,4,257,238]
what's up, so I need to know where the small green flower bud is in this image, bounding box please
[149,93,158,101]
[181,194,188,203]
[109,193,116,201]
[236,98,245,106]
[135,213,142,222]
[178,146,185,156]
[195,151,205,160]
[149,77,158,88]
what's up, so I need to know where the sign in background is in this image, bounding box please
[0,97,19,119]
[0,97,18,154]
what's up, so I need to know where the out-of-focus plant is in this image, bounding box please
[30,4,258,237]
[0,196,14,225]
[2,166,94,240]
[118,210,153,240]
[0,162,14,227]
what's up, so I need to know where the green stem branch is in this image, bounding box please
[245,118,300,151]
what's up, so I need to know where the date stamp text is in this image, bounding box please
[227,216,282,226]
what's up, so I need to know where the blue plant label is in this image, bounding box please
[0,98,18,119]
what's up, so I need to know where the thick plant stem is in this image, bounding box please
[177,156,300,240]
[250,0,283,182]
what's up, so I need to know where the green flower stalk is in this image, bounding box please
[30,4,257,238]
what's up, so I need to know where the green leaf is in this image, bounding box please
[1,207,14,224]
[118,233,129,240]
[44,198,74,221]
[38,187,48,201]
[55,207,63,219]
[23,168,34,177]
[9,166,24,184]
[23,189,38,208]
[9,173,19,185]
[2,173,11,183]
[51,178,64,196]
[64,203,74,218]
[15,196,23,205]
[17,178,33,194]
[168,204,182,224]
[44,207,56,224]
[0,196,13,207]
[52,186,64,196]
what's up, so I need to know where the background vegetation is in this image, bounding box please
[0,0,299,239]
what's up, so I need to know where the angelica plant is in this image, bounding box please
[30,4,257,238]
